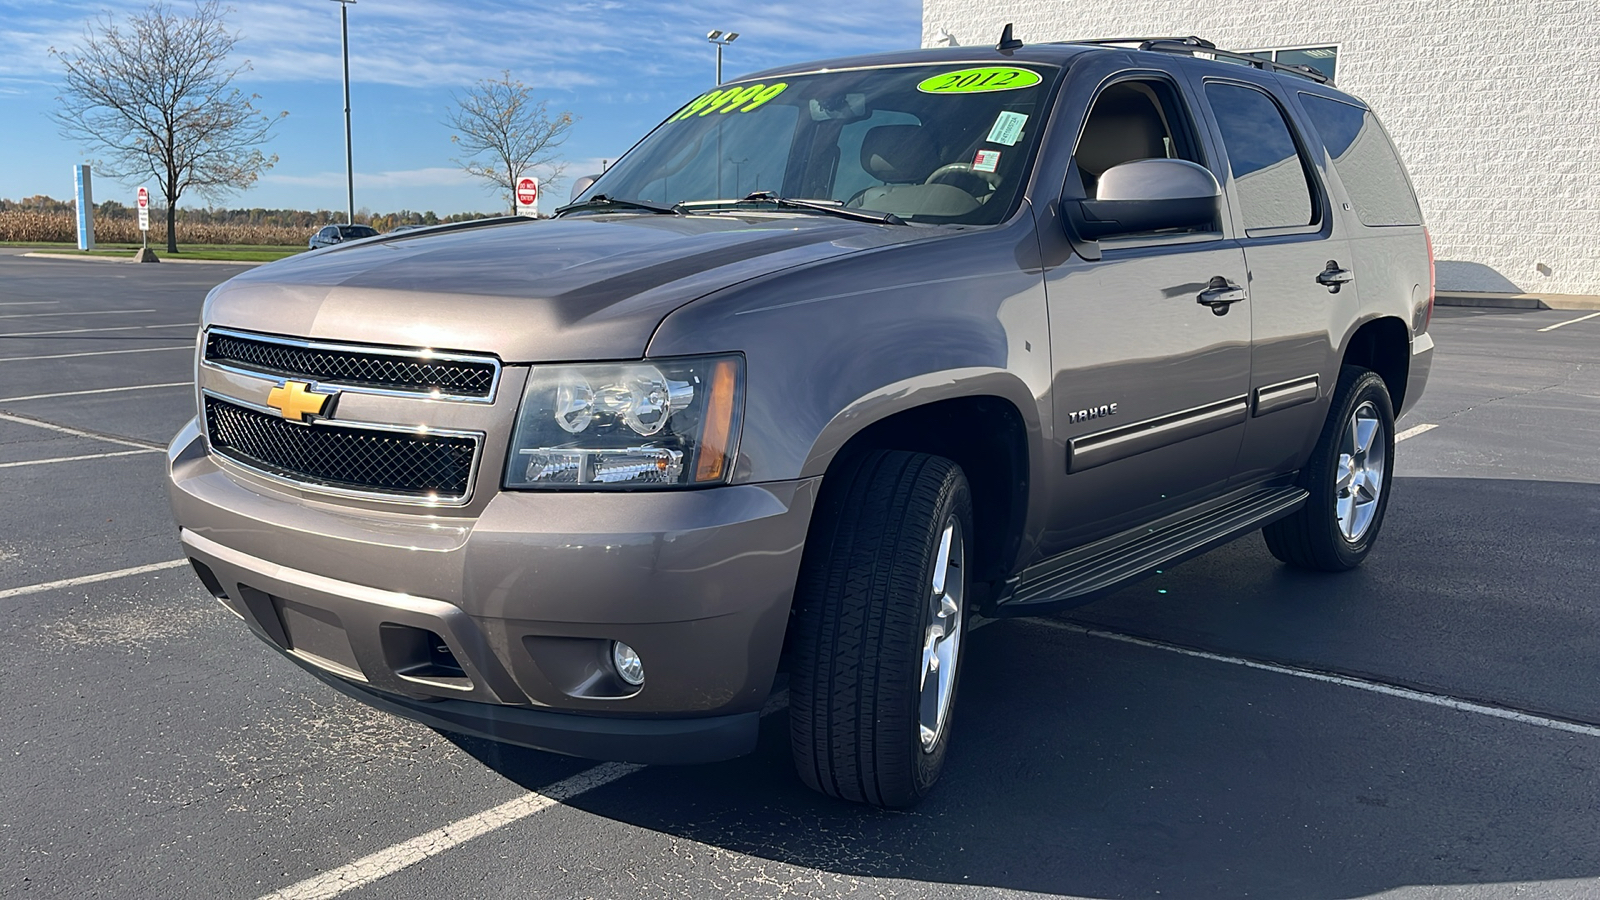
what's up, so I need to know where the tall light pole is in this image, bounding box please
[707,30,738,84]
[331,0,356,224]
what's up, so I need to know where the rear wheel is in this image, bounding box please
[1264,365,1395,571]
[789,450,972,808]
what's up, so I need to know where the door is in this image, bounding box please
[1189,72,1357,482]
[1036,62,1253,554]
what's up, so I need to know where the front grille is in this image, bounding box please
[204,397,477,500]
[205,331,498,399]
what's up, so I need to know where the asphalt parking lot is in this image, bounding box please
[2,246,1597,900]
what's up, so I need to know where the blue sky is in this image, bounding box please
[0,0,921,215]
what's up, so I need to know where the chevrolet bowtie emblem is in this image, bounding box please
[267,380,336,422]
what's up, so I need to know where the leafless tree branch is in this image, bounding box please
[446,71,575,215]
[50,1,286,252]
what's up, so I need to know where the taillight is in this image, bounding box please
[1422,227,1436,332]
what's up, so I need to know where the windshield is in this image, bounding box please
[575,63,1060,225]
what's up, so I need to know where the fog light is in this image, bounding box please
[612,641,645,687]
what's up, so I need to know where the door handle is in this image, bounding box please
[1197,276,1247,316]
[1317,260,1355,293]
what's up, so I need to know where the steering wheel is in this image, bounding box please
[925,163,1003,194]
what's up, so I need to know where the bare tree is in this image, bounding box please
[51,1,286,253]
[447,71,575,215]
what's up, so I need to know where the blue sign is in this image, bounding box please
[74,165,95,251]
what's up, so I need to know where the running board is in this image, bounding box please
[995,485,1308,615]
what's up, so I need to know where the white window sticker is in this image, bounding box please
[972,149,1001,173]
[987,111,1028,146]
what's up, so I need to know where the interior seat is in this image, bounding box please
[849,124,981,218]
[1075,84,1171,196]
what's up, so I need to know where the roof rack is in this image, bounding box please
[1068,35,1331,84]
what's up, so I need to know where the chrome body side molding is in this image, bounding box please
[1067,395,1249,473]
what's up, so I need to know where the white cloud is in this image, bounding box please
[263,166,472,189]
[0,0,918,90]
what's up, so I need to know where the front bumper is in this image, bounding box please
[168,419,818,763]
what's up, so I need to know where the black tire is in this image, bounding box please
[1264,365,1396,571]
[788,450,973,808]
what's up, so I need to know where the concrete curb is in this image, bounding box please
[21,251,264,267]
[1437,291,1600,311]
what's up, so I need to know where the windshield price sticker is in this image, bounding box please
[972,149,1001,173]
[917,67,1041,94]
[669,83,790,121]
[987,111,1029,146]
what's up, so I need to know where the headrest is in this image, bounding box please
[861,125,941,183]
[1075,85,1169,177]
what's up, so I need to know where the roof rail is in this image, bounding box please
[1067,35,1331,84]
[1072,36,1216,48]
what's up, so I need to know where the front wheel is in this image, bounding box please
[1264,365,1396,571]
[788,451,973,808]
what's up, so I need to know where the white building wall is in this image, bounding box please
[924,0,1600,295]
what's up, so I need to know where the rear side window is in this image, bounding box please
[1204,82,1318,233]
[1300,93,1423,226]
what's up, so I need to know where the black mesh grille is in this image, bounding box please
[204,397,476,499]
[205,333,496,398]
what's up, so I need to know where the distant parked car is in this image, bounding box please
[308,224,379,249]
[387,224,427,234]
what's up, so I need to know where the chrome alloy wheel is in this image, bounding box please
[919,517,965,752]
[1336,400,1387,541]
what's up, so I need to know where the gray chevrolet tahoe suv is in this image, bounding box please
[168,33,1434,808]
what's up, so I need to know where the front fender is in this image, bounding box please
[799,367,1044,479]
[644,211,1052,487]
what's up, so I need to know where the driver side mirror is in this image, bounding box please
[1064,158,1222,258]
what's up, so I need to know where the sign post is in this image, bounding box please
[133,186,158,263]
[515,177,539,217]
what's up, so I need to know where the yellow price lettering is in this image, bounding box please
[704,84,764,114]
[737,82,787,112]
[669,83,789,122]
[671,90,724,121]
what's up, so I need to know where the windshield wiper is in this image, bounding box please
[745,192,908,225]
[553,194,684,217]
[682,193,906,226]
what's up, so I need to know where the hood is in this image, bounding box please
[205,214,915,362]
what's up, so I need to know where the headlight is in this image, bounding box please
[504,354,743,489]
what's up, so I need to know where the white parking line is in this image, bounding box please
[0,322,195,337]
[0,410,164,450]
[0,345,191,362]
[0,449,162,468]
[0,308,156,320]
[1030,619,1600,739]
[1538,311,1600,332]
[0,559,188,601]
[259,762,644,900]
[262,686,796,900]
[1395,423,1438,442]
[0,382,190,403]
[260,587,1583,900]
[0,301,58,307]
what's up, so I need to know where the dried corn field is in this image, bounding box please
[0,210,305,246]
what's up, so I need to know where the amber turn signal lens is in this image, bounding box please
[694,358,739,483]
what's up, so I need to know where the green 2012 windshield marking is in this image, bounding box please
[668,83,790,122]
[917,67,1041,94]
